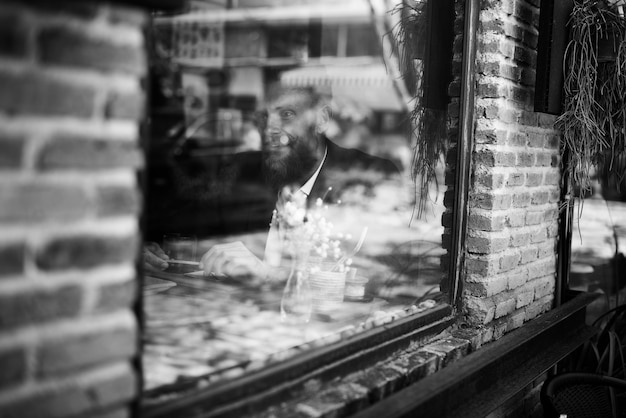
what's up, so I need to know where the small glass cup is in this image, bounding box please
[162,233,197,273]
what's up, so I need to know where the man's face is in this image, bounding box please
[260,86,326,191]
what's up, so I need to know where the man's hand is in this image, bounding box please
[143,242,170,272]
[200,241,267,278]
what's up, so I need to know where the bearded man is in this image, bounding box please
[144,82,398,276]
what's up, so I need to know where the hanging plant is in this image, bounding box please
[556,0,626,205]
[391,0,451,218]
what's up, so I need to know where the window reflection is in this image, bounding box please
[143,0,448,394]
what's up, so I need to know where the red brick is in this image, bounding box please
[474,125,498,144]
[465,276,507,297]
[465,256,499,278]
[544,171,560,186]
[37,138,143,171]
[0,69,97,118]
[493,319,508,340]
[510,86,531,104]
[525,211,544,225]
[0,241,25,278]
[0,182,92,223]
[477,82,503,98]
[495,296,516,319]
[530,227,547,244]
[0,345,26,389]
[517,1,539,25]
[0,135,24,169]
[464,295,496,325]
[507,132,527,147]
[448,101,460,117]
[481,18,504,34]
[348,365,405,403]
[468,211,506,231]
[510,231,531,247]
[447,80,461,97]
[401,350,440,384]
[521,67,536,86]
[0,12,29,59]
[536,152,553,167]
[538,242,555,259]
[525,172,543,187]
[543,208,558,222]
[500,252,521,272]
[513,45,535,66]
[480,39,501,54]
[0,363,137,418]
[38,26,146,75]
[527,133,544,148]
[548,189,561,203]
[297,382,369,417]
[519,110,538,126]
[507,172,525,187]
[94,277,137,312]
[512,192,531,207]
[467,234,508,254]
[38,320,137,377]
[105,89,145,121]
[528,259,555,280]
[420,337,469,367]
[96,186,141,217]
[35,234,138,271]
[506,309,526,330]
[507,270,528,289]
[534,276,556,299]
[525,299,544,321]
[451,327,483,351]
[520,246,539,264]
[516,288,534,308]
[531,190,549,205]
[506,210,526,227]
[475,171,505,188]
[517,152,535,167]
[475,148,516,167]
[0,284,82,329]
[470,192,512,210]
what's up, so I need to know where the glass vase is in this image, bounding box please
[280,256,312,324]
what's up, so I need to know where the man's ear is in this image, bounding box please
[315,105,332,134]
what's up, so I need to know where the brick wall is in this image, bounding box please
[0,2,146,417]
[461,0,560,344]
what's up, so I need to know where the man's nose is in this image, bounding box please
[264,113,282,135]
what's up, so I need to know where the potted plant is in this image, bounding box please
[556,0,626,203]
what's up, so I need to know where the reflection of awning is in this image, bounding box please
[279,64,406,113]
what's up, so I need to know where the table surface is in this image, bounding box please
[141,197,447,394]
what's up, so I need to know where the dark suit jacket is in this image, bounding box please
[145,138,400,240]
[308,138,401,204]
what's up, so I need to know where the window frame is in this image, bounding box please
[139,1,470,415]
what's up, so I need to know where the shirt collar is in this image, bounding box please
[299,145,328,197]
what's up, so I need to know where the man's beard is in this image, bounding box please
[262,145,318,192]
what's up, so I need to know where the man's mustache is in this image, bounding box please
[264,131,293,147]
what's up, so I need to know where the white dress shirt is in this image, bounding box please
[264,146,328,267]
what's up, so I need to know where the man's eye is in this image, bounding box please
[281,110,295,119]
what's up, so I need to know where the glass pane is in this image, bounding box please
[346,23,382,57]
[569,164,626,323]
[143,0,453,396]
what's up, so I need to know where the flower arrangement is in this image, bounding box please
[273,187,360,274]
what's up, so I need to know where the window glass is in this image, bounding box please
[143,0,453,396]
[346,23,382,57]
[569,168,626,322]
